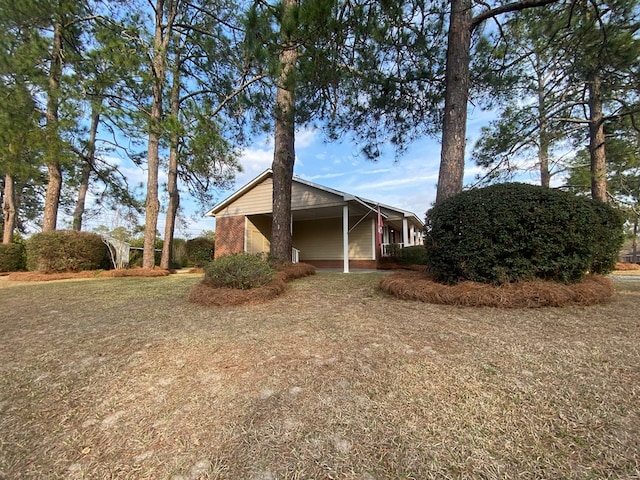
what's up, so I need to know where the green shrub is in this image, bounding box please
[398,245,429,266]
[385,243,403,259]
[171,238,188,269]
[0,243,26,272]
[26,230,109,273]
[186,237,214,267]
[588,200,625,274]
[204,253,274,290]
[424,183,624,285]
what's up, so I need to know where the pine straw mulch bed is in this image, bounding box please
[380,270,615,308]
[7,268,171,282]
[615,261,640,271]
[188,262,316,307]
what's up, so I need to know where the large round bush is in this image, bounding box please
[424,183,624,285]
[26,230,110,273]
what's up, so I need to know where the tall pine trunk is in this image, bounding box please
[633,217,638,263]
[2,173,16,244]
[143,0,173,269]
[437,0,559,203]
[42,21,64,231]
[270,0,298,263]
[143,98,162,268]
[436,0,472,204]
[73,101,101,231]
[160,52,181,270]
[539,127,551,188]
[588,74,607,202]
[537,62,551,188]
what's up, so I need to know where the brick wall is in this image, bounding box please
[302,259,378,270]
[214,216,245,258]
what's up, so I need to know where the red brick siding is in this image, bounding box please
[302,259,378,270]
[215,216,245,258]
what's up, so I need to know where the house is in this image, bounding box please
[619,239,639,264]
[206,169,425,272]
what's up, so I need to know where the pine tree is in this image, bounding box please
[559,0,640,202]
[436,0,561,203]
[471,7,574,187]
[159,0,245,269]
[245,0,357,262]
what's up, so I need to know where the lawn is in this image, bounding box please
[0,273,639,479]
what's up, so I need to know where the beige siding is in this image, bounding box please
[216,178,345,218]
[294,217,373,261]
[294,218,341,260]
[291,183,344,210]
[217,178,273,217]
[349,218,374,260]
[246,215,271,255]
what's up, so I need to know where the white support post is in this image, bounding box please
[371,218,376,260]
[403,217,409,248]
[244,217,248,253]
[343,205,349,273]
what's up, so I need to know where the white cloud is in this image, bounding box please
[101,154,168,188]
[353,174,439,192]
[363,168,394,175]
[232,128,319,188]
[302,172,346,181]
[235,145,273,186]
[295,127,319,149]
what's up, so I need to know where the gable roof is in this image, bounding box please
[206,169,424,227]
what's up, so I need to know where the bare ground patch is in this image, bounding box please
[0,273,639,479]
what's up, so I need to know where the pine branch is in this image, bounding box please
[471,0,561,30]
[556,117,591,124]
[179,74,269,115]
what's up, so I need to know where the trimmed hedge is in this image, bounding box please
[424,183,624,285]
[204,253,274,290]
[0,243,26,272]
[186,237,214,267]
[172,238,188,269]
[26,230,110,273]
[398,245,429,266]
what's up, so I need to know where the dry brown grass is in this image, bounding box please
[7,270,100,281]
[188,262,316,307]
[7,268,170,282]
[0,273,639,479]
[380,271,615,307]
